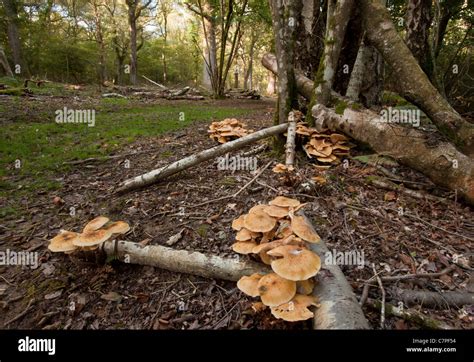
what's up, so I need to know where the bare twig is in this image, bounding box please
[3,298,35,327]
[372,264,386,329]
[380,265,456,282]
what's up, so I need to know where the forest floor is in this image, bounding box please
[0,84,473,330]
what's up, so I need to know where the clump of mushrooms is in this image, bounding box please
[208,118,254,144]
[233,196,321,322]
[48,216,130,254]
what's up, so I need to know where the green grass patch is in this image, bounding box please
[0,102,250,198]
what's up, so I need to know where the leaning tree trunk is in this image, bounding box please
[313,0,354,106]
[333,4,364,96]
[312,104,474,205]
[262,53,315,101]
[0,45,13,77]
[270,0,300,125]
[405,0,434,79]
[2,0,25,75]
[345,38,384,107]
[360,0,474,157]
[295,0,326,79]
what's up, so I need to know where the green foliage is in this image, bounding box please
[335,100,348,115]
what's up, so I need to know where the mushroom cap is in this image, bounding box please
[243,211,277,233]
[317,155,337,163]
[248,204,267,214]
[253,239,284,254]
[290,213,321,243]
[235,228,253,242]
[73,229,113,247]
[267,245,321,281]
[270,294,319,322]
[269,196,301,208]
[253,236,305,254]
[232,241,258,254]
[313,165,331,171]
[333,144,350,151]
[48,231,80,253]
[310,138,330,151]
[297,279,315,295]
[231,215,246,231]
[262,205,289,219]
[304,145,328,158]
[83,216,110,233]
[237,273,264,297]
[257,273,297,307]
[272,163,294,174]
[330,133,349,143]
[103,221,130,234]
[272,163,287,173]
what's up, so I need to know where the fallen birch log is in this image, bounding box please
[262,54,474,204]
[312,105,474,205]
[167,95,205,101]
[141,75,167,90]
[309,239,370,329]
[116,123,289,193]
[102,239,369,329]
[103,240,267,281]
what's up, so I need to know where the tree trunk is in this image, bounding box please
[2,0,25,75]
[346,38,384,107]
[312,104,474,205]
[295,0,326,79]
[0,45,13,77]
[200,3,218,93]
[333,4,364,96]
[262,53,314,100]
[127,1,138,85]
[162,15,168,83]
[92,1,107,85]
[270,0,300,124]
[244,31,255,90]
[405,0,433,78]
[266,72,276,95]
[433,0,463,58]
[360,0,474,156]
[313,0,355,106]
